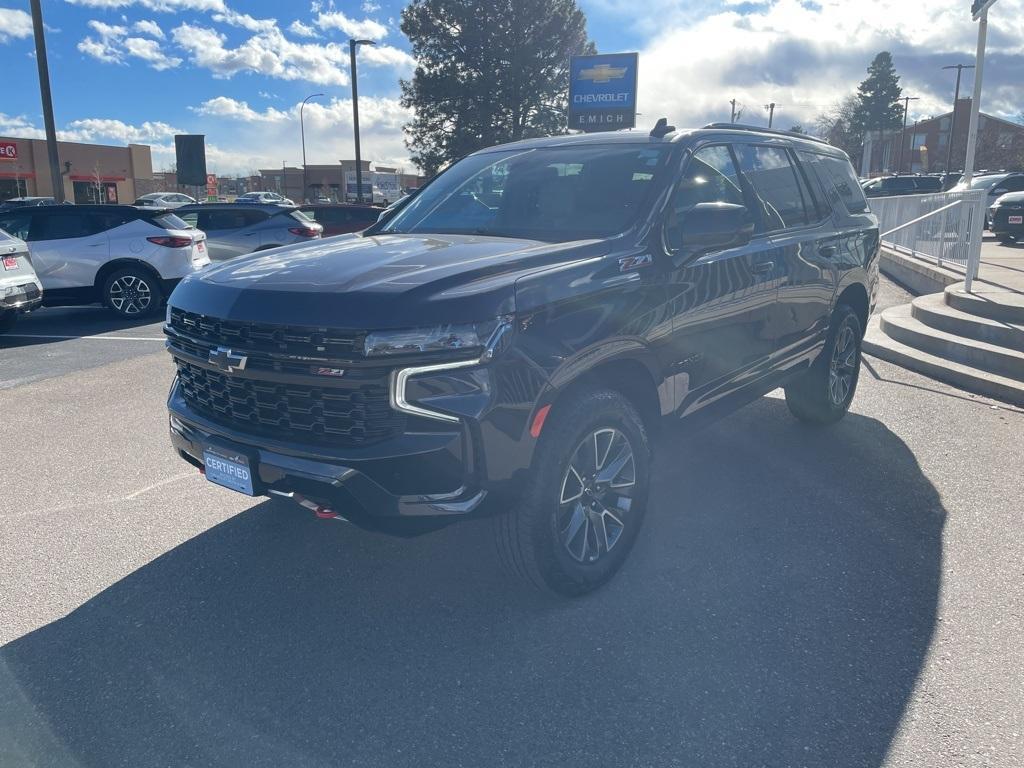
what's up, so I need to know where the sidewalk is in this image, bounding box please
[972,235,1024,304]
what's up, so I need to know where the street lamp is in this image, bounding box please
[964,0,1001,187]
[300,93,324,204]
[941,64,974,178]
[349,38,376,203]
[281,160,288,197]
[895,96,920,174]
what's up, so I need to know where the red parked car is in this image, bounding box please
[298,203,381,236]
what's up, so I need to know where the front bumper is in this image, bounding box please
[168,379,489,519]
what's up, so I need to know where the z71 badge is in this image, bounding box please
[618,254,652,272]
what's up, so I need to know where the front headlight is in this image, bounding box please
[364,321,498,357]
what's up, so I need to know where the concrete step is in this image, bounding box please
[863,317,1024,406]
[911,293,1024,352]
[878,304,1024,381]
[945,282,1024,324]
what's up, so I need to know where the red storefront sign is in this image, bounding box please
[0,141,16,161]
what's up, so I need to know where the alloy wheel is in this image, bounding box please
[828,323,857,406]
[108,275,152,315]
[557,427,637,564]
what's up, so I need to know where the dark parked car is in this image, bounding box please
[164,123,878,595]
[298,203,380,236]
[862,175,941,197]
[990,191,1024,243]
[175,203,322,260]
[0,196,57,212]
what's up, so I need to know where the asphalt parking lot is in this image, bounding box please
[1,275,1022,767]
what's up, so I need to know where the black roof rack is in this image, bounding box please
[702,123,830,145]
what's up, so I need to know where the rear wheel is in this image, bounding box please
[996,233,1016,244]
[102,267,163,318]
[495,388,651,596]
[784,303,862,424]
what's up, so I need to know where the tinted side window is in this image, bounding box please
[674,145,746,211]
[0,212,32,241]
[1001,176,1024,193]
[791,154,829,223]
[734,145,809,229]
[32,212,95,240]
[178,211,200,228]
[813,154,869,214]
[242,210,270,226]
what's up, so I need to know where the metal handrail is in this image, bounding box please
[880,199,962,238]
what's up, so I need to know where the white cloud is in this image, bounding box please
[211,8,277,33]
[190,96,290,122]
[0,113,46,139]
[359,43,414,71]
[61,117,183,144]
[361,1,381,12]
[314,10,387,40]
[0,8,33,43]
[78,18,182,70]
[631,0,1024,132]
[288,19,319,38]
[132,19,165,38]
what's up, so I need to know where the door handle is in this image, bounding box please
[818,244,838,258]
[751,260,775,274]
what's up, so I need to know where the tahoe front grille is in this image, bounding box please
[174,360,402,447]
[168,308,364,359]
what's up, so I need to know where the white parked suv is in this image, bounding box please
[0,204,209,318]
[0,227,43,333]
[235,191,294,206]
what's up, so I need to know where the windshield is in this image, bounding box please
[380,145,672,242]
[968,175,1003,190]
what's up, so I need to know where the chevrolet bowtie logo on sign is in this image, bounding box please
[569,53,639,133]
[577,64,629,84]
[208,346,247,374]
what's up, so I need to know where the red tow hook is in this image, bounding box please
[291,492,348,522]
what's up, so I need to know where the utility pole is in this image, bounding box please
[730,99,738,124]
[765,102,776,128]
[282,160,287,197]
[941,64,974,177]
[349,38,376,203]
[964,0,1000,186]
[29,0,64,203]
[300,93,324,204]
[896,96,920,174]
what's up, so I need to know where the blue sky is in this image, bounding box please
[1,0,1022,173]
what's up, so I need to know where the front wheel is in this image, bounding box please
[784,303,863,424]
[495,388,651,596]
[103,268,163,318]
[996,233,1016,244]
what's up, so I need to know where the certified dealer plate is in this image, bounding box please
[2,256,17,270]
[1008,215,1023,225]
[203,447,255,495]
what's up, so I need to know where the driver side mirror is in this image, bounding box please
[666,202,755,256]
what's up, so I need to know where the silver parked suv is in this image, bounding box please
[0,204,209,318]
[175,203,322,261]
[0,227,43,333]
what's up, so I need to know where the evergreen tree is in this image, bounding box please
[399,0,595,174]
[851,52,904,136]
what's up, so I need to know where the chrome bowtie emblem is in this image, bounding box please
[208,346,247,373]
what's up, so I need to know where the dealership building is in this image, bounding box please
[0,135,155,204]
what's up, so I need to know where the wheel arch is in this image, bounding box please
[94,258,163,293]
[835,282,870,337]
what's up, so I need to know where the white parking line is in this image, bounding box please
[2,333,165,342]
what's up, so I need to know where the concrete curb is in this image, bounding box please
[879,246,961,296]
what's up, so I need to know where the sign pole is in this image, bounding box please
[962,10,988,186]
[29,0,64,203]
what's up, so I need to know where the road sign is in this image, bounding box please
[0,141,16,161]
[568,53,639,133]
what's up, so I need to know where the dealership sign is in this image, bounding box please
[568,53,639,133]
[0,141,16,161]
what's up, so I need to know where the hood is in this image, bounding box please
[169,232,605,329]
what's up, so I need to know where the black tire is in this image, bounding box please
[996,233,1016,244]
[102,267,163,318]
[784,303,862,424]
[495,388,651,597]
[0,310,16,334]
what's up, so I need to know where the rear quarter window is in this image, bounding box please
[809,153,869,214]
[148,212,191,230]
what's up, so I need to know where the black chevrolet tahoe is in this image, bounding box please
[164,124,878,596]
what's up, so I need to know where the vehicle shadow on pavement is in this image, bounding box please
[0,306,165,348]
[0,396,944,768]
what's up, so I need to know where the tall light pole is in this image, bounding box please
[300,93,324,204]
[964,0,1000,185]
[765,102,776,128]
[895,96,920,174]
[29,0,64,202]
[349,38,376,203]
[941,64,974,178]
[281,160,288,197]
